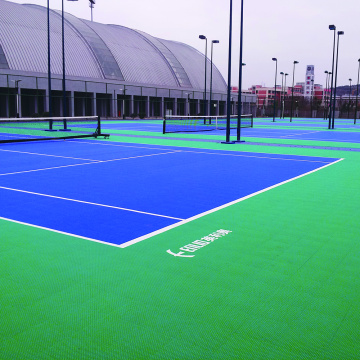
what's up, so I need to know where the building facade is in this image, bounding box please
[0,0,256,119]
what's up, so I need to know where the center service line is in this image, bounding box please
[0,150,181,176]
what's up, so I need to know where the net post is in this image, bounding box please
[45,117,57,132]
[97,115,101,136]
[163,115,166,134]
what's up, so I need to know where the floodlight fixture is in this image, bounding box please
[290,61,299,121]
[272,58,278,121]
[328,24,337,128]
[209,40,220,116]
[199,35,208,115]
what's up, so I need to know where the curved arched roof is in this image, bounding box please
[0,0,227,92]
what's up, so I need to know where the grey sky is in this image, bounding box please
[9,0,360,89]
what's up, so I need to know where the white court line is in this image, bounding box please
[0,185,183,221]
[279,130,322,138]
[70,140,336,163]
[119,158,344,248]
[0,150,180,176]
[0,148,97,161]
[0,216,120,248]
[178,149,333,163]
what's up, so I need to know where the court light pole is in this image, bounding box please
[12,80,21,118]
[290,61,298,122]
[272,58,277,122]
[199,35,208,116]
[223,0,234,144]
[47,0,53,128]
[324,70,329,119]
[210,40,219,116]
[236,0,245,143]
[89,0,95,22]
[61,0,78,130]
[328,25,336,129]
[332,30,344,129]
[355,59,360,124]
[280,72,284,119]
[119,87,126,119]
[283,73,288,118]
[185,92,192,116]
[348,78,352,119]
[310,79,314,117]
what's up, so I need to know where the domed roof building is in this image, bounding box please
[0,0,253,118]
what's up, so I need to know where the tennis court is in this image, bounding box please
[1,116,359,360]
[0,138,339,247]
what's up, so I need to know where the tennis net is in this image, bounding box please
[163,114,253,134]
[0,116,109,144]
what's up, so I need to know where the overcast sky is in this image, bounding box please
[9,0,360,89]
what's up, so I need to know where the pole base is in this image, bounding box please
[44,129,58,132]
[59,129,72,132]
[234,140,245,143]
[221,141,235,144]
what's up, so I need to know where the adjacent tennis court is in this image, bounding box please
[0,138,340,247]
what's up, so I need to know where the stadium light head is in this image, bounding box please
[199,35,206,40]
[212,40,219,44]
[272,58,277,61]
[325,70,328,74]
[280,71,284,75]
[338,31,344,35]
[329,25,336,30]
[294,61,299,64]
[242,63,246,66]
[349,78,352,81]
[285,73,289,76]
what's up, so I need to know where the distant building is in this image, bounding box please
[304,65,315,98]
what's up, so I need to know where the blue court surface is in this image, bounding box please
[0,139,340,247]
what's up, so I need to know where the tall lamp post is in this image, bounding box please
[280,72,284,118]
[89,0,95,22]
[12,80,22,118]
[223,0,234,144]
[209,40,219,116]
[332,30,344,129]
[272,58,277,122]
[328,25,336,129]
[324,70,329,120]
[290,61,298,122]
[355,59,360,124]
[46,0,58,131]
[311,79,314,117]
[348,78,352,119]
[47,0,52,124]
[61,0,78,131]
[119,87,126,119]
[236,0,245,143]
[199,35,208,117]
[283,73,288,118]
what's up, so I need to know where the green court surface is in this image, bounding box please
[1,118,360,359]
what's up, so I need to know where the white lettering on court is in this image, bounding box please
[166,229,232,258]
